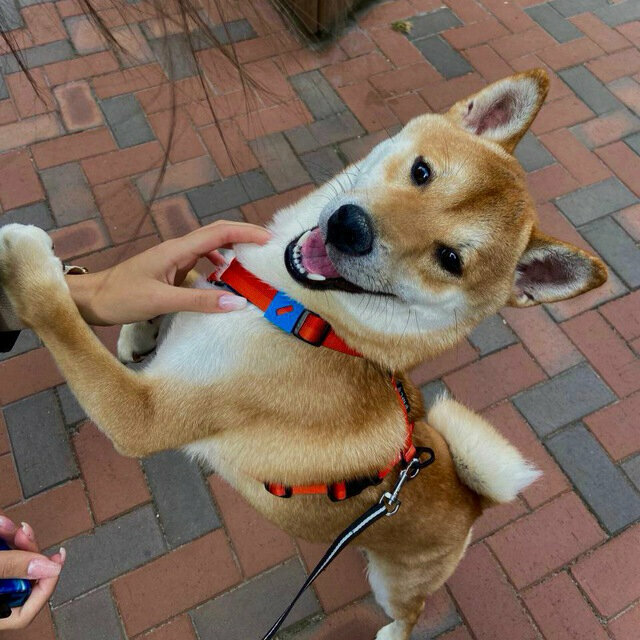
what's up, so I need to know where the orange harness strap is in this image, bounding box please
[210,259,417,502]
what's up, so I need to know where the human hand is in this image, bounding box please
[68,220,271,326]
[0,514,65,631]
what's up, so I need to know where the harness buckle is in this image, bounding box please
[263,293,331,347]
[292,310,331,347]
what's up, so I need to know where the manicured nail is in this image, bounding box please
[218,295,247,311]
[20,522,35,541]
[0,516,17,533]
[27,558,62,579]
[59,547,66,564]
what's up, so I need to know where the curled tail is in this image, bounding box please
[428,396,541,504]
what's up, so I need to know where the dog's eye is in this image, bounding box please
[437,246,462,276]
[411,157,432,186]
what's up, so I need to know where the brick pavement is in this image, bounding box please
[0,0,639,638]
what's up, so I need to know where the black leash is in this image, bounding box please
[261,447,435,640]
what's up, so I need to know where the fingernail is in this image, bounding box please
[59,547,66,564]
[218,295,247,311]
[0,516,17,533]
[27,558,62,579]
[20,522,35,541]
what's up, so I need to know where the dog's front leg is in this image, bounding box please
[0,224,223,457]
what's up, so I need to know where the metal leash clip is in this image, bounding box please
[379,446,435,516]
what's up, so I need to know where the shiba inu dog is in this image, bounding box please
[0,69,606,639]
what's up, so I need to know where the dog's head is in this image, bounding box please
[239,70,606,368]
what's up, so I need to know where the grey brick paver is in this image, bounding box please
[559,66,623,115]
[625,132,640,155]
[285,125,320,155]
[250,133,310,192]
[99,94,155,148]
[0,330,39,362]
[188,177,250,217]
[56,384,86,426]
[50,505,166,605]
[0,202,55,229]
[549,0,608,17]
[187,170,273,217]
[0,41,74,73]
[555,178,637,226]
[200,207,244,226]
[513,364,616,437]
[0,0,23,31]
[148,35,199,80]
[469,315,518,356]
[143,450,220,548]
[308,112,365,146]
[53,587,125,640]
[290,71,346,120]
[595,0,640,26]
[192,559,321,640]
[300,147,345,184]
[623,454,640,492]
[3,390,77,497]
[212,19,257,44]
[581,216,640,289]
[515,132,555,172]
[547,423,640,534]
[0,73,8,101]
[526,4,582,43]
[239,169,275,200]
[420,380,448,409]
[41,162,98,225]
[413,36,473,79]
[407,8,462,40]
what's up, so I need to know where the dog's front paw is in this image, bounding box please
[0,224,67,327]
[117,318,162,363]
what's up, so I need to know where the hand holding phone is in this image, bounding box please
[0,516,65,630]
[0,539,32,617]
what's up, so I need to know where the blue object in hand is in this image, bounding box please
[0,539,31,617]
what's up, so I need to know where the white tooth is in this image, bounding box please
[307,273,326,281]
[298,230,311,245]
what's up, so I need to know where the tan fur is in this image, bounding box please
[0,71,607,640]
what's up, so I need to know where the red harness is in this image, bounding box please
[209,259,417,502]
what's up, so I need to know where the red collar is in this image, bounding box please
[210,259,417,501]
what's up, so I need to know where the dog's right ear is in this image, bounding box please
[447,69,549,153]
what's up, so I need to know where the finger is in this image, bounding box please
[13,524,39,553]
[208,250,227,266]
[0,515,18,540]
[49,547,66,566]
[171,222,271,266]
[153,284,247,316]
[10,574,60,629]
[0,550,62,580]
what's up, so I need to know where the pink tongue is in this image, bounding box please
[300,228,341,278]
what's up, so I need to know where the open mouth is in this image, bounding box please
[285,227,368,293]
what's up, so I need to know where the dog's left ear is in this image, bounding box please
[447,69,549,152]
[509,228,607,307]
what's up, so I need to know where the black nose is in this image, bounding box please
[326,205,374,256]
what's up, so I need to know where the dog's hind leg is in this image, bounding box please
[117,317,163,363]
[366,541,469,640]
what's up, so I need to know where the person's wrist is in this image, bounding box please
[66,270,110,326]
